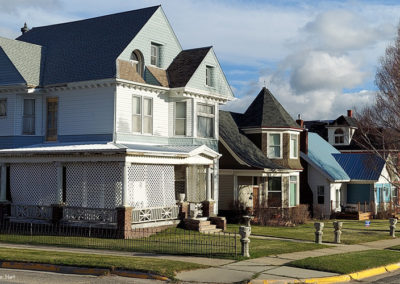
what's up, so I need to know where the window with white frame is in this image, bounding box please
[0,99,6,117]
[132,96,153,134]
[151,43,160,67]
[130,49,144,77]
[197,103,214,138]
[268,177,282,207]
[175,102,186,136]
[334,128,344,144]
[268,133,281,158]
[22,99,35,135]
[317,185,324,204]
[290,134,298,158]
[206,66,214,87]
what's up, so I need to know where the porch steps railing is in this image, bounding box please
[63,207,117,224]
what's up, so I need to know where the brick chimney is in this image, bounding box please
[300,129,308,155]
[347,109,353,117]
[296,114,304,128]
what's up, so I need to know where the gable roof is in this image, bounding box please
[301,132,350,182]
[0,37,43,86]
[17,6,159,86]
[333,153,385,181]
[219,110,283,169]
[167,47,211,88]
[239,87,300,129]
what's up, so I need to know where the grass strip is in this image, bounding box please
[288,249,400,274]
[227,219,392,244]
[248,238,327,259]
[0,247,208,279]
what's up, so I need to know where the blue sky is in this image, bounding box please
[1,0,399,119]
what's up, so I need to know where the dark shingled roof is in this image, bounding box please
[330,115,358,128]
[167,47,211,88]
[239,87,301,129]
[0,47,25,85]
[219,110,283,169]
[17,6,159,85]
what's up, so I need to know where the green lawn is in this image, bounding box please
[0,247,207,279]
[227,219,392,244]
[288,249,400,274]
[248,238,326,259]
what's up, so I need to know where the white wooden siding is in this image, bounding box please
[308,164,333,216]
[186,49,233,98]
[115,85,169,139]
[219,175,234,210]
[45,86,114,136]
[118,8,182,69]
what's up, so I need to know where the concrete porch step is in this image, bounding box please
[200,228,222,234]
[199,224,218,231]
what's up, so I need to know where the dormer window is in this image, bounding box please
[206,66,214,87]
[334,128,344,144]
[151,43,160,67]
[130,50,144,77]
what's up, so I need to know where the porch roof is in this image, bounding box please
[0,141,220,159]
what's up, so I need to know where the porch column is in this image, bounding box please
[206,166,212,201]
[213,159,219,214]
[122,162,130,207]
[0,164,7,202]
[55,162,63,204]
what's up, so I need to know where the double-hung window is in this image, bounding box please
[151,43,160,67]
[132,96,153,134]
[317,186,324,204]
[23,99,35,135]
[268,133,281,158]
[0,99,6,117]
[290,134,298,158]
[197,103,214,138]
[268,177,282,207]
[175,102,186,136]
[334,128,344,144]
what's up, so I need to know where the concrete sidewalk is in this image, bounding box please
[176,237,400,283]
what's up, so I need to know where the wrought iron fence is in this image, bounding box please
[0,222,238,258]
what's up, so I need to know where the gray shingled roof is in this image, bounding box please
[17,6,159,86]
[167,47,211,88]
[240,87,301,129]
[219,110,283,169]
[0,37,43,86]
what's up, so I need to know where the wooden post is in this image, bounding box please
[364,201,367,213]
[358,202,360,213]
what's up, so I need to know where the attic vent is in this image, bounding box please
[21,23,29,34]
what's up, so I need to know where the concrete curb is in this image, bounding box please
[0,261,169,281]
[249,262,400,284]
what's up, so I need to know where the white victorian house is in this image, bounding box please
[0,6,233,232]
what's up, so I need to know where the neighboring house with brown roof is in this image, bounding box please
[218,88,303,213]
[0,6,234,232]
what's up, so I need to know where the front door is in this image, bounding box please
[46,98,58,141]
[253,187,259,210]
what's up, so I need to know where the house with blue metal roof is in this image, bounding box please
[0,6,234,233]
[301,132,392,217]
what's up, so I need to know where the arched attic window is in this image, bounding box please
[334,128,344,144]
[130,50,144,77]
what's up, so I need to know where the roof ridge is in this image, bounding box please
[181,46,213,52]
[24,6,160,31]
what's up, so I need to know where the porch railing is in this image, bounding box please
[10,204,53,220]
[63,207,117,224]
[131,205,179,224]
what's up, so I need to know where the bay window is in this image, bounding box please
[268,133,281,158]
[290,134,298,158]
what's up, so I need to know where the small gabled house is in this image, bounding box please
[218,88,303,213]
[301,132,393,217]
[0,6,234,232]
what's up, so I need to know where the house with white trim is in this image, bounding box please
[0,6,233,232]
[218,88,303,214]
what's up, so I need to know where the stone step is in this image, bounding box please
[198,221,211,226]
[199,224,217,231]
[200,228,222,234]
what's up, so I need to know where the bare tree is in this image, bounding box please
[355,25,400,185]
